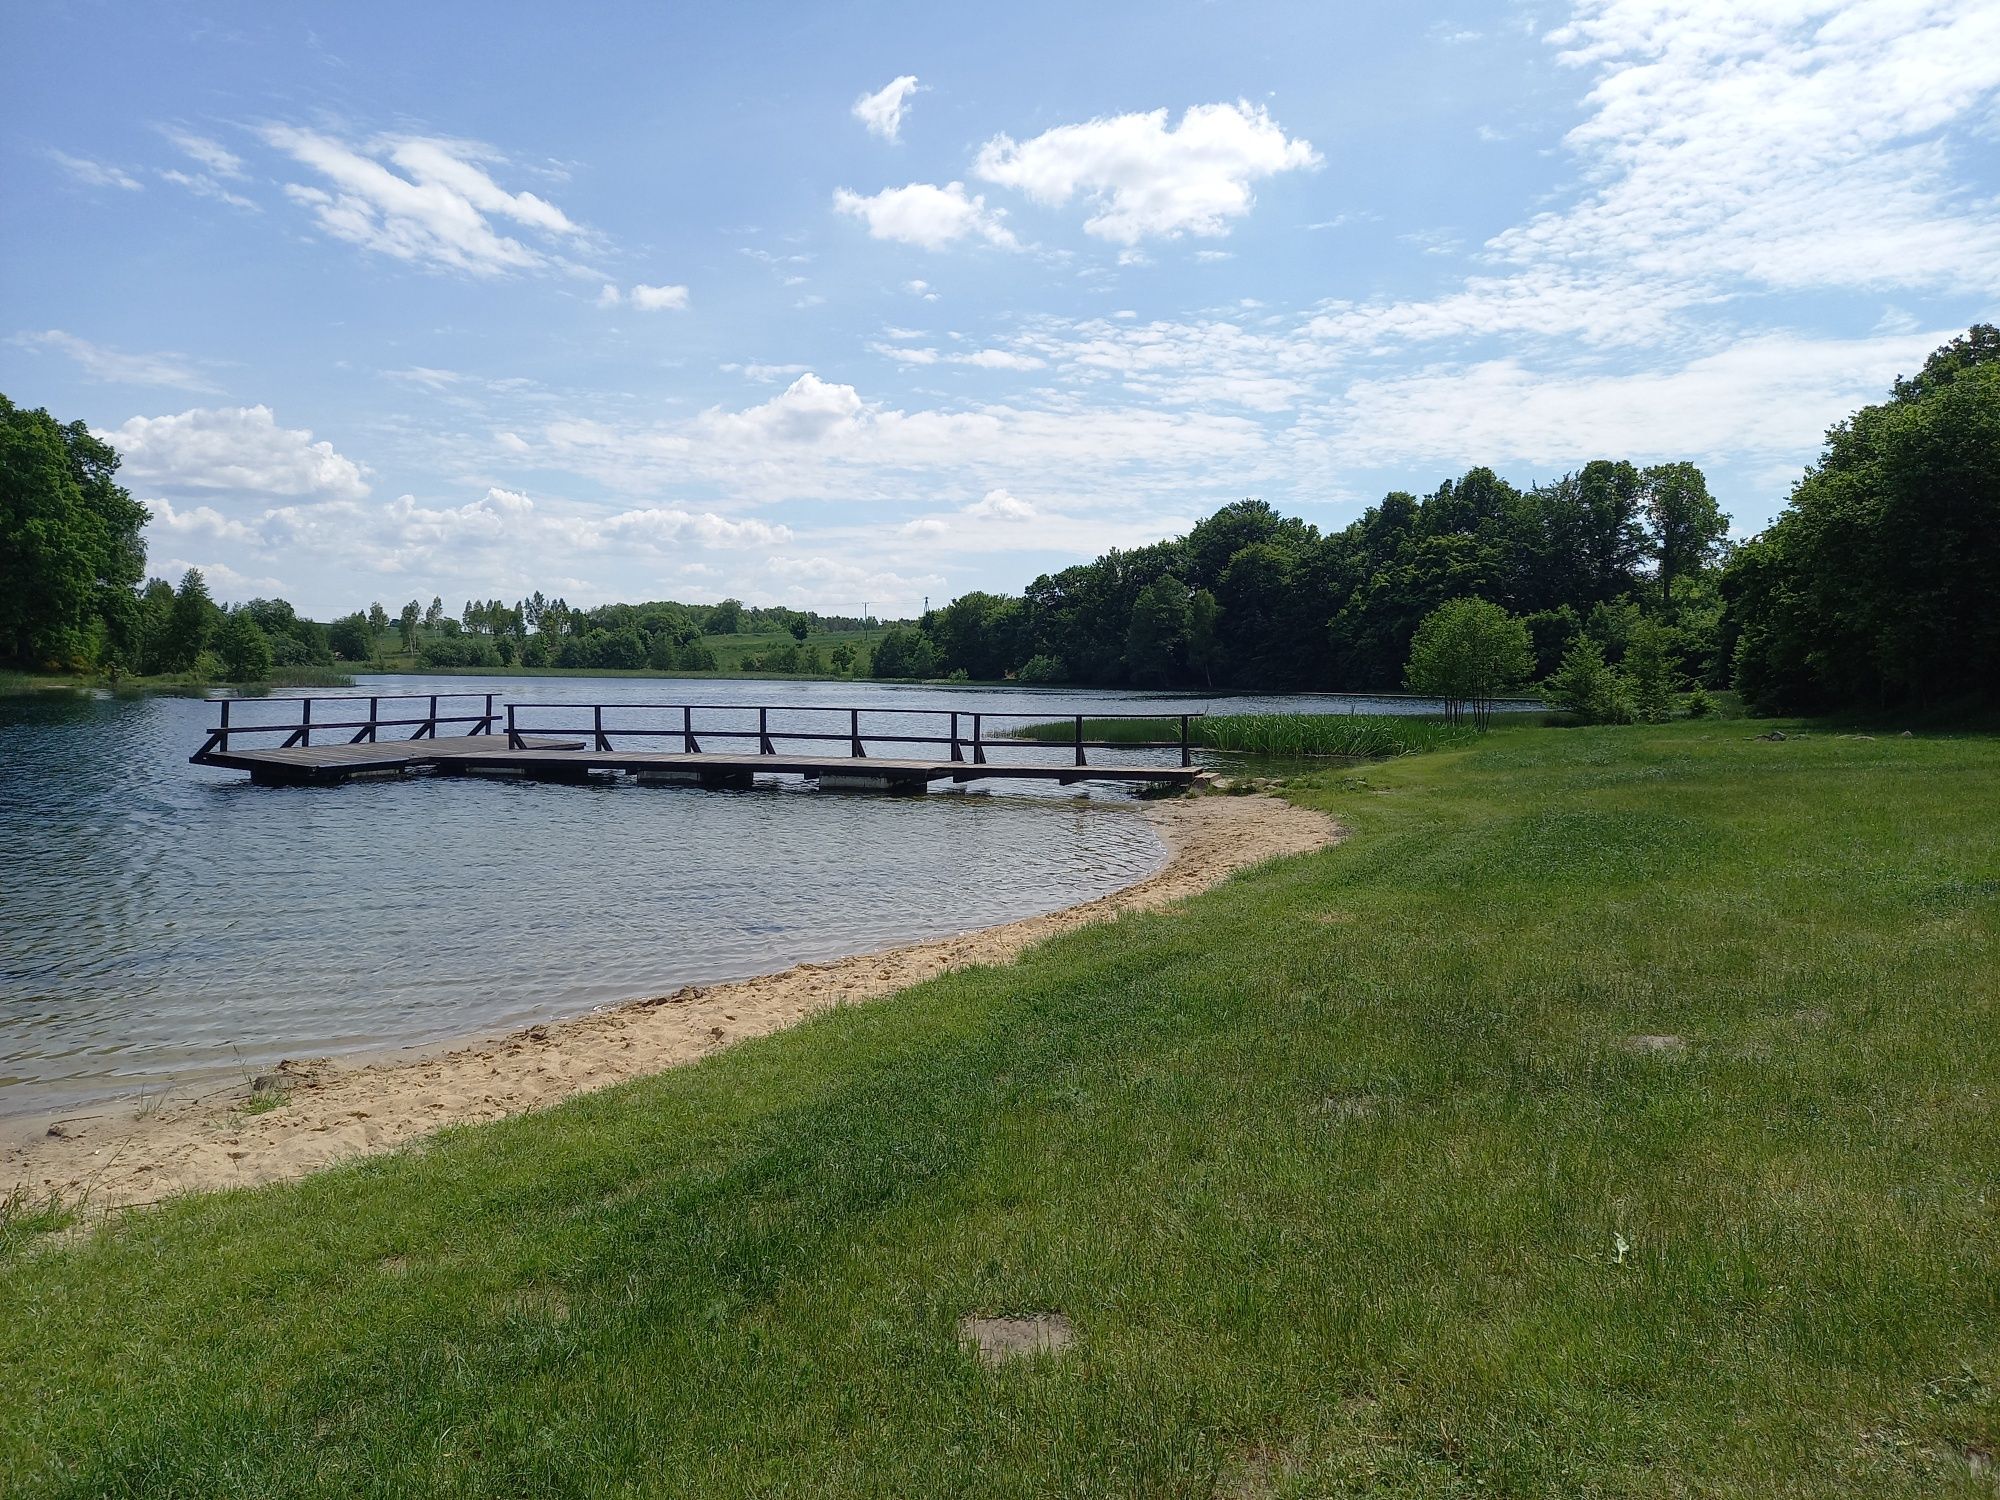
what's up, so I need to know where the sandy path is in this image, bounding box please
[3,793,1337,1215]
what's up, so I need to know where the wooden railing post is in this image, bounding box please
[369,696,380,742]
[594,704,609,753]
[301,696,312,748]
[682,704,699,754]
[949,711,962,763]
[1181,714,1191,767]
[759,707,774,755]
[1074,714,1087,768]
[482,692,496,736]
[850,708,865,759]
[218,696,230,750]
[972,713,986,765]
[507,703,521,750]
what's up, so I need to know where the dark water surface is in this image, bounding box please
[0,675,1438,1117]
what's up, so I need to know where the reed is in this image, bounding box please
[1005,712,1477,757]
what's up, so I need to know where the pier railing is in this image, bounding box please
[190,693,500,762]
[503,702,1200,768]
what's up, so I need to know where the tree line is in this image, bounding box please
[5,327,1991,710]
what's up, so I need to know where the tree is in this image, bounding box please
[707,598,744,634]
[1125,574,1190,686]
[1186,589,1223,688]
[829,641,856,674]
[1724,325,2000,711]
[1624,619,1676,723]
[1643,462,1726,610]
[398,600,421,653]
[0,395,148,667]
[787,615,811,642]
[367,602,389,635]
[161,568,217,671]
[328,613,372,660]
[424,596,443,628]
[1404,597,1532,728]
[214,610,272,682]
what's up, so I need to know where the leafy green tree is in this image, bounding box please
[787,615,811,642]
[1642,462,1727,611]
[1186,589,1223,688]
[1404,597,1533,728]
[214,610,272,682]
[707,598,744,634]
[367,602,389,635]
[1125,575,1190,686]
[1624,619,1676,723]
[1725,324,2000,711]
[329,613,372,660]
[397,600,421,653]
[161,568,217,671]
[828,641,856,674]
[0,394,148,667]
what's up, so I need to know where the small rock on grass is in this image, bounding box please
[958,1313,1074,1365]
[1623,1033,1688,1054]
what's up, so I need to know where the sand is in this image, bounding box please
[2,792,1338,1215]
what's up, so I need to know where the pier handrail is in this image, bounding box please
[501,702,1203,768]
[191,692,500,760]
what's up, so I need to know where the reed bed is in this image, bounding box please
[1005,712,1477,758]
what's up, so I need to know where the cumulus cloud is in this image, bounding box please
[262,126,588,276]
[142,497,258,542]
[833,182,1019,250]
[101,405,370,500]
[853,75,921,141]
[629,282,690,311]
[973,101,1320,243]
[964,488,1035,520]
[12,331,219,393]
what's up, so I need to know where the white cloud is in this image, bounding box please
[973,101,1320,244]
[965,487,1035,520]
[159,168,258,210]
[899,517,950,538]
[262,126,588,276]
[596,283,623,307]
[48,151,142,191]
[602,508,791,548]
[101,405,371,500]
[853,75,921,142]
[833,182,1019,250]
[629,282,690,311]
[142,497,258,542]
[160,128,246,178]
[13,330,220,393]
[495,430,532,454]
[161,558,285,598]
[954,348,1046,371]
[1312,329,1950,469]
[905,279,939,300]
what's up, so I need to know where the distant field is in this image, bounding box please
[349,627,883,678]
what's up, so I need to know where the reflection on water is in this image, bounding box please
[0,675,1446,1116]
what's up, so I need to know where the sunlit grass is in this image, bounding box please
[2,719,1995,1495]
[1006,711,1480,757]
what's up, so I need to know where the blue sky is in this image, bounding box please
[4,1,1996,618]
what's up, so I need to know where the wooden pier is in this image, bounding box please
[190,695,1203,792]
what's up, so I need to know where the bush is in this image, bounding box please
[1544,636,1634,724]
[417,635,501,669]
[1684,685,1716,718]
[1404,597,1533,729]
[1017,653,1067,684]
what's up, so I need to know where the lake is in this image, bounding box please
[0,674,1448,1120]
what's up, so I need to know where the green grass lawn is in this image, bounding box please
[4,719,1997,1496]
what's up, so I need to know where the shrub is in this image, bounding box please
[1017,653,1067,684]
[1545,636,1633,724]
[1404,597,1533,729]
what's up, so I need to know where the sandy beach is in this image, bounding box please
[2,792,1337,1215]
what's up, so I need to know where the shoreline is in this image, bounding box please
[3,792,1339,1215]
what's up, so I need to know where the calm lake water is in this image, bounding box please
[0,675,1446,1119]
